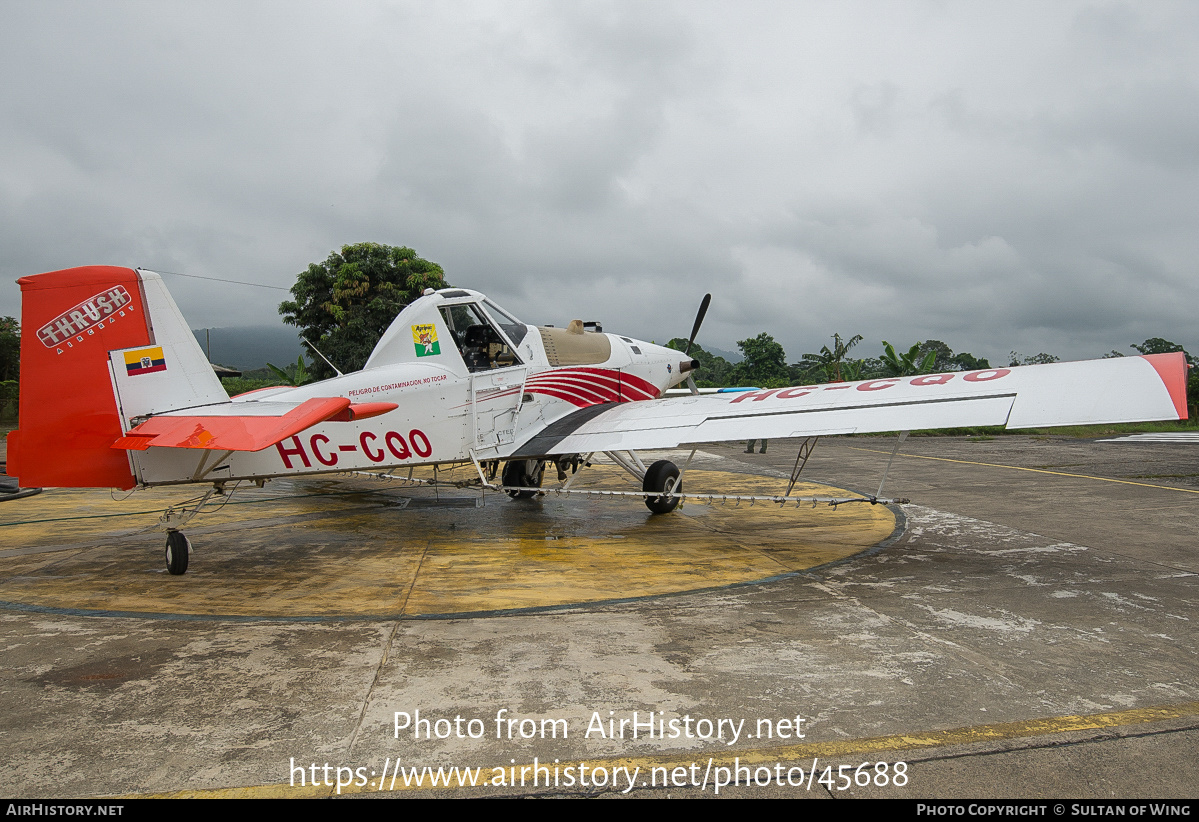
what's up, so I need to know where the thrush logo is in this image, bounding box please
[412,324,440,357]
[38,286,133,348]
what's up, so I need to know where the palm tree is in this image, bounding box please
[881,341,936,376]
[802,333,864,382]
[266,355,314,386]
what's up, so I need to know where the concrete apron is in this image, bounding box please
[0,462,896,618]
[0,441,1195,798]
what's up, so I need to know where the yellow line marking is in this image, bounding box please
[125,701,1199,797]
[850,447,1199,495]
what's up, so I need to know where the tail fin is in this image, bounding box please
[6,266,227,489]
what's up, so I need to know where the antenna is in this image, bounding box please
[303,338,344,377]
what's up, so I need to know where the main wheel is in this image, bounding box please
[502,459,544,499]
[165,531,191,575]
[643,459,681,514]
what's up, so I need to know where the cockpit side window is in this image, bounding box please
[438,303,523,372]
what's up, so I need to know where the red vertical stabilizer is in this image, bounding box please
[6,266,151,489]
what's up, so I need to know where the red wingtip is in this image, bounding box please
[1139,352,1189,420]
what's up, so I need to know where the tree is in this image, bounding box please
[917,340,955,373]
[732,332,789,386]
[0,317,17,383]
[839,359,865,381]
[266,356,315,386]
[857,357,887,379]
[951,352,990,371]
[1008,351,1059,367]
[279,243,448,379]
[801,333,864,382]
[0,317,18,423]
[881,341,937,376]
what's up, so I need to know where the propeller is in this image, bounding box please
[684,293,711,356]
[683,293,711,395]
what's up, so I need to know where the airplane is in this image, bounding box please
[5,265,1190,575]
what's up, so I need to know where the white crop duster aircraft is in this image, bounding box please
[6,265,1190,575]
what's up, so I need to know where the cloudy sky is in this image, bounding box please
[2,1,1197,365]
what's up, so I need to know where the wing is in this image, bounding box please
[510,354,1188,456]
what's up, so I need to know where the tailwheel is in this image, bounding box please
[643,459,682,514]
[165,530,191,575]
[502,459,545,499]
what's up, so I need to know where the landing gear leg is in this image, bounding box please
[156,484,227,575]
[165,530,191,575]
[643,459,681,514]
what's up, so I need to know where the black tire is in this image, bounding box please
[502,460,544,499]
[643,460,681,514]
[165,531,190,575]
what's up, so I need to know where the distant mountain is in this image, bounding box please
[191,326,304,370]
[707,345,742,364]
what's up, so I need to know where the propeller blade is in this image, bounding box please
[687,373,699,396]
[684,293,711,356]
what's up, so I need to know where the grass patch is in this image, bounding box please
[1009,420,1198,437]
[901,420,1198,438]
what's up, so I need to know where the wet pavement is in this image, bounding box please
[0,435,1195,798]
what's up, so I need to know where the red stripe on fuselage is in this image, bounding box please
[527,386,593,407]
[525,367,660,402]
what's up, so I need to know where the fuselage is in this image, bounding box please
[132,287,691,485]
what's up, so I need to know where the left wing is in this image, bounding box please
[510,353,1188,456]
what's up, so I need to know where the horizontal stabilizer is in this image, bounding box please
[114,397,352,452]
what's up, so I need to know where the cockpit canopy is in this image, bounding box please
[363,287,530,373]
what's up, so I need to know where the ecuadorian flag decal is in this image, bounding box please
[124,346,167,376]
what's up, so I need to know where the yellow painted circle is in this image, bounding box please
[0,467,898,619]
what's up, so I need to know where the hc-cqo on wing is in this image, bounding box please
[509,354,1188,456]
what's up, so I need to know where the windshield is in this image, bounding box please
[481,299,529,347]
[439,302,523,372]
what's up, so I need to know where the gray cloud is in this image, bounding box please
[2,1,1197,366]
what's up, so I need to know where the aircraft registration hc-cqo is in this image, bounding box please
[5,265,1190,575]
